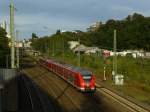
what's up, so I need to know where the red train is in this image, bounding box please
[39,58,96,92]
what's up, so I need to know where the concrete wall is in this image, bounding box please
[0,69,18,112]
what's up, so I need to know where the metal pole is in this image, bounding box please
[113,30,117,79]
[6,55,9,68]
[78,37,80,67]
[53,39,55,56]
[4,21,7,31]
[104,66,106,81]
[0,86,4,112]
[50,40,51,56]
[10,0,15,68]
[62,37,65,61]
[16,30,19,68]
[48,40,50,56]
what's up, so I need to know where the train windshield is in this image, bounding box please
[82,72,92,84]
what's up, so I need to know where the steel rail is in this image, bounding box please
[21,74,46,112]
[24,66,81,112]
[96,85,149,112]
[21,76,34,110]
[44,71,82,112]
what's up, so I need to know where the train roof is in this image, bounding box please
[44,58,92,76]
[61,63,92,76]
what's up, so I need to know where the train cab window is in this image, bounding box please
[82,72,92,84]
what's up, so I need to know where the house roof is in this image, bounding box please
[73,44,87,52]
[74,45,100,52]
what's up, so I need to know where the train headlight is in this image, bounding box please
[81,82,85,87]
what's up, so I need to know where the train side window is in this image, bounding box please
[69,74,74,82]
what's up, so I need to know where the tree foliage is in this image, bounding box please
[0,27,10,68]
[31,13,150,52]
[31,33,38,39]
[87,13,150,51]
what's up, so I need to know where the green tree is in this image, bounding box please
[31,13,150,52]
[32,33,38,39]
[0,27,10,68]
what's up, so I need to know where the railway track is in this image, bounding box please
[22,67,81,112]
[22,64,115,112]
[45,73,81,112]
[19,73,65,112]
[49,69,107,112]
[96,84,150,112]
[19,75,46,112]
[36,64,149,112]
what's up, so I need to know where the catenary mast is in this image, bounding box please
[10,0,15,68]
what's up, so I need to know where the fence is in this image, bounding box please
[0,69,16,82]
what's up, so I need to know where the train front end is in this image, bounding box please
[79,72,96,92]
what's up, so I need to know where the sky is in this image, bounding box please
[0,0,150,39]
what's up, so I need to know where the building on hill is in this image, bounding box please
[0,21,7,30]
[109,50,150,58]
[68,41,79,50]
[73,44,87,54]
[144,52,150,59]
[87,22,102,32]
[73,44,100,55]
[23,40,32,48]
[85,47,100,54]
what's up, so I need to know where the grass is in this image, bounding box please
[43,50,150,105]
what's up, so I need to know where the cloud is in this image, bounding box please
[15,13,88,39]
[0,0,150,39]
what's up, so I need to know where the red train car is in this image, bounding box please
[39,58,96,92]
